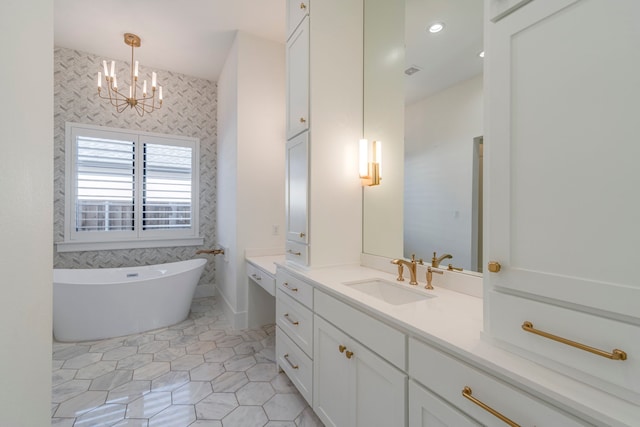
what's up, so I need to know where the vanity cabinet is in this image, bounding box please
[285,132,309,264]
[283,0,362,268]
[484,0,640,402]
[286,17,309,140]
[409,338,586,427]
[275,268,314,404]
[287,0,310,40]
[314,315,406,427]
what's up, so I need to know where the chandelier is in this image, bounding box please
[97,33,163,116]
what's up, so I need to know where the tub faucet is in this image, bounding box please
[391,254,423,285]
[431,252,452,268]
[196,248,225,256]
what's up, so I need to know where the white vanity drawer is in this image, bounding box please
[285,240,309,266]
[246,263,276,296]
[489,291,640,402]
[314,289,406,370]
[276,325,312,405]
[276,289,313,358]
[276,268,313,309]
[409,338,585,427]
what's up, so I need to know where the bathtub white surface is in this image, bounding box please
[53,259,206,342]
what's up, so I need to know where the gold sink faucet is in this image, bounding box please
[431,251,452,268]
[426,266,443,290]
[391,254,423,285]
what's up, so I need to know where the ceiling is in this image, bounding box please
[54,0,286,82]
[405,0,484,104]
[54,0,482,102]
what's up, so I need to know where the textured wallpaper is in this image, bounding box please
[53,47,218,288]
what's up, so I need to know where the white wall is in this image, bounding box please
[404,74,483,270]
[217,32,285,328]
[0,1,53,425]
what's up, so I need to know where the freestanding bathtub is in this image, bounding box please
[53,258,207,342]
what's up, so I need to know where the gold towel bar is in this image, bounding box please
[462,386,520,427]
[522,321,627,361]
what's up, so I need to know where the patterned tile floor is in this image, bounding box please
[51,297,324,427]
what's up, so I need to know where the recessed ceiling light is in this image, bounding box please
[478,51,485,58]
[428,22,445,33]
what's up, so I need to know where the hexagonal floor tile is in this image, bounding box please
[203,347,235,363]
[149,404,196,427]
[263,393,306,421]
[189,362,225,381]
[172,381,213,405]
[236,382,275,406]
[222,406,268,427]
[125,391,172,419]
[195,393,238,420]
[210,371,249,393]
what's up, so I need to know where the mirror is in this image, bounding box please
[363,0,484,273]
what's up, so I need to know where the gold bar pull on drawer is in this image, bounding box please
[522,321,627,361]
[462,386,520,427]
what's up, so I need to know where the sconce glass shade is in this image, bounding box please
[359,139,382,186]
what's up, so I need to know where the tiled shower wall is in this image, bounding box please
[53,47,218,288]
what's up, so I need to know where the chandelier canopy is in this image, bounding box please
[97,33,163,116]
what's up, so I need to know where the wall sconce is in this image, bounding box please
[359,139,382,186]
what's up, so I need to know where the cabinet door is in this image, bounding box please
[287,0,310,39]
[286,16,309,139]
[285,132,308,244]
[314,316,406,427]
[485,0,640,319]
[409,380,480,427]
[314,316,351,427]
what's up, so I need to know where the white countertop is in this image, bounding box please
[246,255,285,276]
[275,261,639,427]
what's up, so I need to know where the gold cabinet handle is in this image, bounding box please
[487,261,501,273]
[251,273,261,281]
[345,350,354,359]
[339,345,346,353]
[299,117,306,123]
[283,354,299,369]
[282,282,298,292]
[299,232,306,238]
[462,386,520,427]
[300,2,307,10]
[287,249,302,256]
[522,321,627,361]
[284,313,299,326]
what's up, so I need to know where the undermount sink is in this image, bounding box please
[343,279,435,305]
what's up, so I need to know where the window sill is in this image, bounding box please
[55,237,205,253]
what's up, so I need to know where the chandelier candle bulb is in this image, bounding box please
[159,86,163,101]
[97,33,163,116]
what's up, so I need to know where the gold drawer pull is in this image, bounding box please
[522,321,627,361]
[345,350,354,359]
[283,354,299,369]
[338,345,346,353]
[282,282,298,292]
[287,249,302,256]
[251,273,261,281]
[284,313,299,326]
[299,117,306,123]
[300,2,307,10]
[299,232,306,238]
[462,386,520,427]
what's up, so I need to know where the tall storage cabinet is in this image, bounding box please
[283,0,363,268]
[484,0,640,402]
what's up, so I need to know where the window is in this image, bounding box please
[58,123,202,251]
